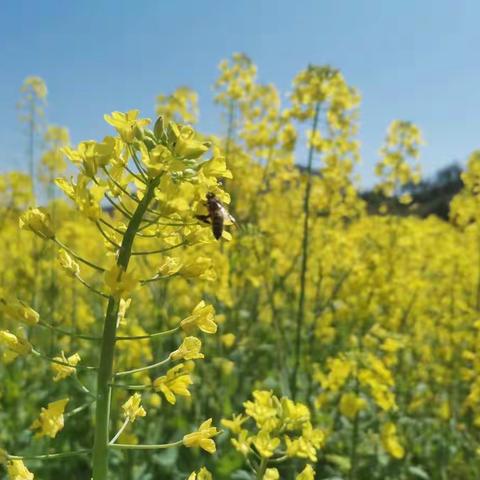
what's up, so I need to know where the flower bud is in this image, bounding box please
[57,249,80,277]
[153,116,166,140]
[1,299,39,326]
[0,330,32,356]
[19,208,55,239]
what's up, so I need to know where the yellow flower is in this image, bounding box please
[321,356,353,392]
[285,423,325,463]
[153,363,193,404]
[6,459,34,480]
[285,437,307,461]
[0,330,32,356]
[302,422,326,450]
[221,414,247,435]
[117,298,132,326]
[21,76,47,99]
[57,249,80,277]
[244,390,279,432]
[141,144,172,177]
[31,398,69,438]
[157,256,182,276]
[62,138,115,178]
[281,398,311,430]
[221,333,236,348]
[219,359,235,375]
[149,393,162,408]
[104,110,150,143]
[122,393,147,422]
[19,208,54,239]
[183,418,219,453]
[339,392,367,419]
[51,351,81,382]
[358,367,397,412]
[169,123,210,159]
[179,257,216,281]
[263,468,280,480]
[180,301,217,334]
[104,265,139,300]
[231,429,252,456]
[381,422,405,459]
[187,467,213,480]
[1,299,39,326]
[437,399,451,420]
[171,336,204,361]
[201,152,232,180]
[296,465,315,480]
[252,430,280,458]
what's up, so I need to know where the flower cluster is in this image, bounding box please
[222,390,325,478]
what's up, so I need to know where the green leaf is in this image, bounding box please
[231,470,255,480]
[325,454,352,472]
[408,466,430,479]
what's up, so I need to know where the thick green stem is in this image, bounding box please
[349,412,360,480]
[348,377,360,480]
[256,458,268,480]
[290,102,321,400]
[91,177,160,480]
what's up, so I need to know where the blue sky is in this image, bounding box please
[0,0,479,187]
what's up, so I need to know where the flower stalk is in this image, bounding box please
[291,101,321,400]
[92,175,160,480]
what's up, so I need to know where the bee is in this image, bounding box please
[196,192,237,240]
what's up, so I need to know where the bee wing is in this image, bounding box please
[219,205,238,227]
[228,212,238,228]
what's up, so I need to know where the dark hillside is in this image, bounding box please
[360,164,463,220]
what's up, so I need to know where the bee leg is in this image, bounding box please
[195,215,211,224]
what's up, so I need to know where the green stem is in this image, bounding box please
[290,101,321,400]
[115,326,179,341]
[96,221,122,250]
[256,458,268,480]
[38,320,101,341]
[115,355,170,377]
[74,374,96,398]
[131,241,186,256]
[109,418,130,444]
[349,412,360,480]
[9,450,91,461]
[54,238,106,272]
[104,194,133,220]
[110,439,183,450]
[109,383,149,390]
[91,176,160,480]
[65,401,96,418]
[31,349,97,370]
[349,379,360,480]
[75,273,109,298]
